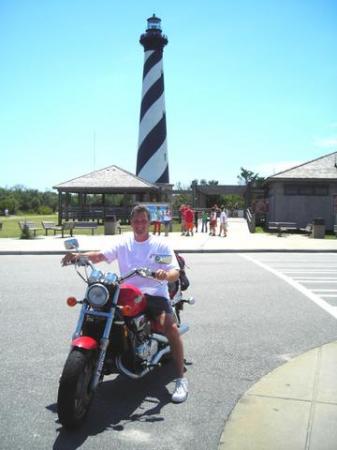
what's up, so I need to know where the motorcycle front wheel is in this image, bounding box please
[57,348,95,428]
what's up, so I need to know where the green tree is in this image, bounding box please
[0,185,58,214]
[237,167,264,187]
[221,194,244,214]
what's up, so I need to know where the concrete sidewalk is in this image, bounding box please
[1,218,337,254]
[219,341,337,450]
[1,218,337,449]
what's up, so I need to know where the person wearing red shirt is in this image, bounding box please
[184,206,194,236]
[179,204,187,236]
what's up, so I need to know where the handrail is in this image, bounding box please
[246,208,256,233]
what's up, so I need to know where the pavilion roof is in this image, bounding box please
[53,165,158,193]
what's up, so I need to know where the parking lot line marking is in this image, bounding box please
[295,280,337,283]
[241,254,337,321]
[312,289,337,292]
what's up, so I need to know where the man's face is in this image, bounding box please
[131,211,150,240]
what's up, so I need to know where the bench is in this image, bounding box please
[300,223,313,236]
[18,221,42,237]
[68,221,98,237]
[268,221,297,237]
[41,221,64,236]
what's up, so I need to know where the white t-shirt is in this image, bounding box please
[102,234,179,298]
[220,211,228,224]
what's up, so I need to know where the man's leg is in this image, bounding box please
[156,312,185,378]
[147,296,188,403]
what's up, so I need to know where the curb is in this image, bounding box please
[2,249,337,256]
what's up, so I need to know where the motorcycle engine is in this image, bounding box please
[135,339,158,361]
[129,314,158,361]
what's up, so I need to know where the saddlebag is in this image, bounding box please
[175,252,190,291]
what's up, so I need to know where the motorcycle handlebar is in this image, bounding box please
[119,267,157,282]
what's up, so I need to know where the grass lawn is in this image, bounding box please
[0,215,184,238]
[0,215,108,238]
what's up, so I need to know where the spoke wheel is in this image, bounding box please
[57,349,95,428]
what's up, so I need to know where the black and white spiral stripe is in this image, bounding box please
[136,49,169,183]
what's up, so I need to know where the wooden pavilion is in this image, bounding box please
[53,165,161,224]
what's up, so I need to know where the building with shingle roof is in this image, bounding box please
[265,151,337,230]
[53,165,162,223]
[54,165,158,193]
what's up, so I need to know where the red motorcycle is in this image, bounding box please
[57,239,194,428]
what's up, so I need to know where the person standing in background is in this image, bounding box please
[179,204,187,236]
[201,209,208,233]
[153,206,162,235]
[209,207,217,236]
[184,205,194,236]
[219,207,228,237]
[163,206,172,237]
[194,210,199,233]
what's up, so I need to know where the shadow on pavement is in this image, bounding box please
[48,362,177,450]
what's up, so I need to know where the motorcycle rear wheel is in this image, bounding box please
[57,348,95,428]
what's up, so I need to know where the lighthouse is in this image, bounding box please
[136,14,169,184]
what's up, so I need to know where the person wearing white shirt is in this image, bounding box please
[62,205,188,403]
[219,208,228,237]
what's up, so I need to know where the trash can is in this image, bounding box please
[104,215,117,235]
[312,218,325,239]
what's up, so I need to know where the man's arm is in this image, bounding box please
[61,251,106,266]
[155,268,180,282]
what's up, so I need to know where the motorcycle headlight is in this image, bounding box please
[86,284,109,308]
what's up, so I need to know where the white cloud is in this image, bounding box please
[314,137,337,148]
[252,161,302,177]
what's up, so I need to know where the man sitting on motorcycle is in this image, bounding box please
[62,205,188,403]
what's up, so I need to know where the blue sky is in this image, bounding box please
[1,0,337,191]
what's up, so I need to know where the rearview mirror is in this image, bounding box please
[64,238,79,251]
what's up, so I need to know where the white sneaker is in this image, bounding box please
[172,378,188,403]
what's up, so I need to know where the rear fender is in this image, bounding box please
[71,336,98,350]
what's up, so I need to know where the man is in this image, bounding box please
[219,207,228,237]
[62,205,188,403]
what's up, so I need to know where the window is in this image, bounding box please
[284,184,328,196]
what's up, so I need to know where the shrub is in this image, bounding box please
[37,206,53,215]
[20,223,32,240]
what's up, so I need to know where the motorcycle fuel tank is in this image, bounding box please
[118,284,147,317]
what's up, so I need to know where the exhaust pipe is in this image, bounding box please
[152,323,189,344]
[115,346,171,379]
[115,324,189,379]
[115,356,150,379]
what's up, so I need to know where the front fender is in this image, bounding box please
[71,336,98,350]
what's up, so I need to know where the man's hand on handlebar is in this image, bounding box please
[154,269,169,281]
[61,252,78,266]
